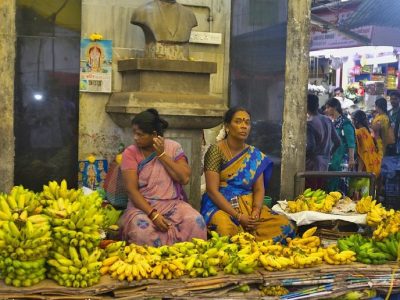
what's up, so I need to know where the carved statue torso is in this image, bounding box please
[131,0,198,60]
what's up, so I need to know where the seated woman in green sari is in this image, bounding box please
[201,107,296,243]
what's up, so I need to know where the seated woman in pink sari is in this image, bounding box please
[119,109,207,246]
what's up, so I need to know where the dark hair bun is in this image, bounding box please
[159,118,169,129]
[146,108,160,118]
[146,108,169,130]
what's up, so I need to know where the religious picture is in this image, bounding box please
[78,159,109,190]
[80,39,112,93]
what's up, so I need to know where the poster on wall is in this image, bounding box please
[79,39,112,93]
[78,159,109,190]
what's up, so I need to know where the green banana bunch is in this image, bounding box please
[302,188,326,201]
[0,185,52,287]
[40,180,83,207]
[2,257,47,287]
[184,251,220,278]
[0,184,52,287]
[338,234,400,264]
[101,204,122,229]
[47,246,103,288]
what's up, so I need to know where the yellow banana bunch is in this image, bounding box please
[260,285,289,296]
[102,244,188,281]
[230,232,256,248]
[329,191,342,200]
[259,254,293,271]
[41,180,83,206]
[292,252,322,268]
[258,244,283,256]
[323,245,356,265]
[287,235,321,253]
[356,196,373,213]
[302,226,317,238]
[320,195,336,213]
[367,202,387,226]
[372,223,390,240]
[372,210,400,240]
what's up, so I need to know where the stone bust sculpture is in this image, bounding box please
[131,0,198,60]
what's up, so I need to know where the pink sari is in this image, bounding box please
[119,139,206,246]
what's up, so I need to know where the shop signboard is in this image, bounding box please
[79,39,112,93]
[311,10,373,51]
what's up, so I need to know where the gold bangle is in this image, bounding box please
[158,151,166,158]
[151,213,160,222]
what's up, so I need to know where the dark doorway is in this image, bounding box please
[14,0,81,191]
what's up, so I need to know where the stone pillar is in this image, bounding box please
[0,0,16,193]
[280,0,312,200]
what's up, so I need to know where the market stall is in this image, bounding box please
[0,181,399,299]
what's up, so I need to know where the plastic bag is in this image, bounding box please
[103,161,128,209]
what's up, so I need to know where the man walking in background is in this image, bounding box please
[306,94,341,188]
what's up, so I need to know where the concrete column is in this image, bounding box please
[280,0,311,200]
[0,0,16,193]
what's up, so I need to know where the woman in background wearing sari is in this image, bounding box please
[120,109,206,246]
[351,110,382,176]
[325,98,356,192]
[371,98,392,156]
[201,107,296,243]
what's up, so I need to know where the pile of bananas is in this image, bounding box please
[40,180,104,288]
[287,189,342,213]
[355,196,399,240]
[0,186,52,287]
[258,227,355,270]
[102,233,232,281]
[101,228,365,283]
[260,285,289,296]
[338,233,400,264]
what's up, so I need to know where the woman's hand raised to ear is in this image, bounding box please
[153,136,165,156]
